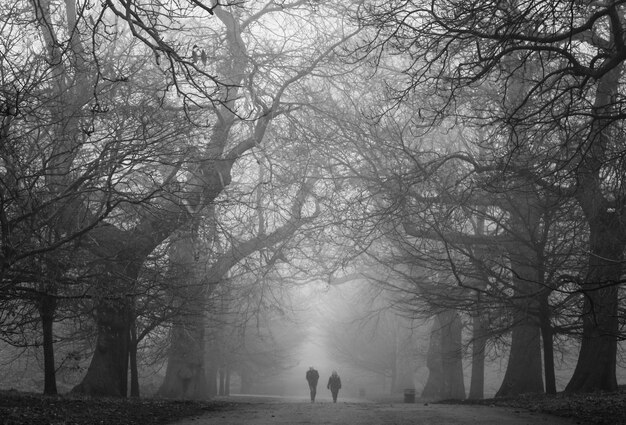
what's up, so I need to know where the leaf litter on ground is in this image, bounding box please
[438,389,626,425]
[0,390,234,425]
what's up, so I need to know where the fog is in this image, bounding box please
[229,279,600,400]
[0,275,591,399]
[227,280,416,399]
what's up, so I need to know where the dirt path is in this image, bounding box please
[171,395,577,425]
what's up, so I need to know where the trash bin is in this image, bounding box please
[403,388,415,403]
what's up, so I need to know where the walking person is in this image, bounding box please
[306,366,320,402]
[327,370,342,403]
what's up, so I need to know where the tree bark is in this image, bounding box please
[495,303,544,396]
[440,311,465,400]
[207,362,218,396]
[496,194,545,397]
[495,250,544,397]
[566,213,622,392]
[468,311,486,399]
[157,229,208,399]
[495,316,543,396]
[422,311,465,400]
[157,318,208,399]
[39,292,58,395]
[565,284,618,392]
[129,321,140,398]
[219,366,226,396]
[539,295,556,395]
[225,368,231,396]
[72,299,131,396]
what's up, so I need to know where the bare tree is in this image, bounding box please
[355,0,626,393]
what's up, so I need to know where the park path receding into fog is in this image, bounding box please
[170,395,577,425]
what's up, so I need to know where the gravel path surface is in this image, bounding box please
[171,395,578,425]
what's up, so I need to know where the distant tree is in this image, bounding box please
[321,282,421,394]
[208,280,302,396]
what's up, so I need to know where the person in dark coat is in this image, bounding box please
[305,367,320,402]
[327,370,342,403]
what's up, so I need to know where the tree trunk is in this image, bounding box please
[565,284,618,392]
[225,368,231,396]
[422,311,465,400]
[157,318,208,399]
[497,206,544,397]
[496,315,543,396]
[219,366,226,395]
[539,295,556,395]
[422,317,444,399]
[468,312,486,399]
[39,293,58,396]
[157,229,209,399]
[240,369,252,394]
[566,213,622,392]
[72,299,131,396]
[566,49,624,392]
[129,322,140,398]
[496,259,544,397]
[207,363,218,396]
[392,324,416,393]
[440,311,465,400]
[205,338,220,396]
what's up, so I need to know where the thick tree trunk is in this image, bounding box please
[497,207,544,397]
[422,311,465,400]
[72,300,131,396]
[157,229,208,399]
[39,293,58,395]
[440,311,465,400]
[422,318,444,399]
[496,245,544,397]
[157,319,208,399]
[565,285,618,392]
[566,214,622,392]
[468,312,486,399]
[496,315,543,396]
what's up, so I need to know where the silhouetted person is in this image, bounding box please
[306,366,320,402]
[327,370,342,403]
